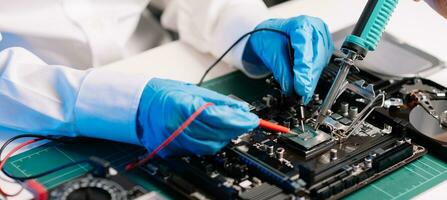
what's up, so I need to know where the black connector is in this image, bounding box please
[89,156,111,177]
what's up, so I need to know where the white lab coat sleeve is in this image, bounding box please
[0,47,148,145]
[161,0,271,78]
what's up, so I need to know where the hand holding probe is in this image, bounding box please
[314,0,399,130]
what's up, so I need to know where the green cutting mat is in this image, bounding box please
[4,71,447,199]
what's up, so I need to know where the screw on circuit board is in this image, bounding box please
[330,149,338,161]
[276,147,285,160]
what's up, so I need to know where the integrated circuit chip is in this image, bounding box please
[280,126,331,150]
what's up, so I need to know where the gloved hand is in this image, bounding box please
[137,78,259,157]
[243,16,334,103]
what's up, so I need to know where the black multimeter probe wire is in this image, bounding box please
[0,135,104,181]
[196,27,307,132]
[197,28,294,86]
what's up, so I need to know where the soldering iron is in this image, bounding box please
[314,0,399,130]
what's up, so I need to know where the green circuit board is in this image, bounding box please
[3,71,447,199]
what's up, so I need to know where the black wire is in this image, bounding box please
[0,135,53,188]
[197,28,293,86]
[0,134,99,182]
[0,134,47,160]
[2,160,93,181]
[0,134,80,160]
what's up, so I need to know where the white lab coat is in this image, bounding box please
[0,0,269,144]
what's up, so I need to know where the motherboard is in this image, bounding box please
[132,57,447,199]
[20,26,447,200]
[22,62,447,200]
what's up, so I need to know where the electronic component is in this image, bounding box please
[281,127,331,150]
[315,0,398,129]
[298,98,306,133]
[48,174,156,200]
[35,46,439,200]
[159,52,447,198]
[24,158,162,200]
[409,100,447,142]
[348,106,358,119]
[279,125,334,159]
[382,78,447,159]
[138,68,430,199]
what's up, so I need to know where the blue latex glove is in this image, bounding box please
[243,15,334,103]
[137,78,259,157]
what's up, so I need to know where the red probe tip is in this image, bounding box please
[259,119,290,134]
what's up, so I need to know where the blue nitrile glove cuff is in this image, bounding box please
[137,78,260,158]
[243,16,334,104]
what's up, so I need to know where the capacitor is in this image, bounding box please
[349,106,358,120]
[340,102,349,117]
[364,157,372,168]
[352,163,361,172]
[252,177,262,185]
[330,149,338,161]
[267,145,274,156]
[276,147,285,160]
[256,143,267,151]
[291,118,299,128]
[298,98,306,133]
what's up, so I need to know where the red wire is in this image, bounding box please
[0,102,214,196]
[126,102,214,171]
[0,138,42,197]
